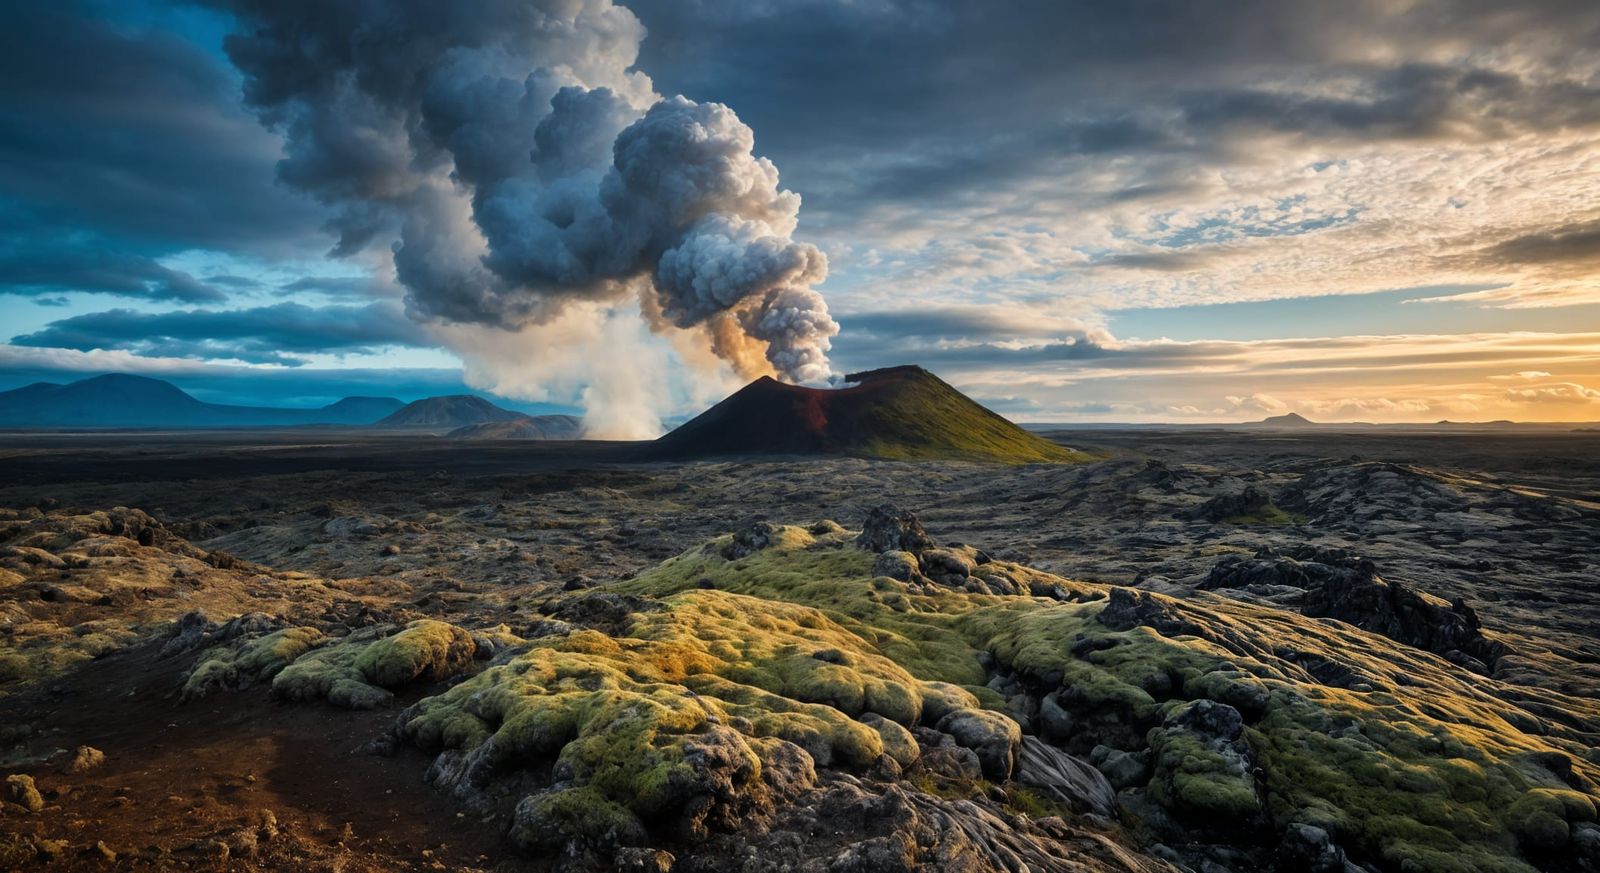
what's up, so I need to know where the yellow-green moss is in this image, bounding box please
[600,526,1600,869]
[272,620,479,709]
[0,649,31,684]
[183,626,326,700]
[335,523,1600,866]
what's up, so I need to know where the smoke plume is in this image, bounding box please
[209,0,838,427]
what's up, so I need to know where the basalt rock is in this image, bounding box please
[1204,547,1508,671]
[1147,700,1261,826]
[723,521,780,559]
[1015,736,1117,818]
[855,505,935,554]
[1277,822,1346,873]
[1196,485,1274,522]
[1097,587,1207,638]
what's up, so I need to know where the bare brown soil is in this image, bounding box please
[4,640,523,871]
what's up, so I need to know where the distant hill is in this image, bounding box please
[648,365,1089,463]
[377,395,527,427]
[1256,412,1317,427]
[447,415,583,440]
[0,374,401,427]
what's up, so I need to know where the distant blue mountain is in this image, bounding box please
[377,395,528,427]
[0,374,404,427]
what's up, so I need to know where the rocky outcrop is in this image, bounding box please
[1203,547,1509,671]
[1276,822,1347,873]
[1195,485,1275,522]
[934,709,1021,782]
[690,775,1172,873]
[1016,737,1117,818]
[1097,587,1206,638]
[1146,700,1261,826]
[856,504,935,554]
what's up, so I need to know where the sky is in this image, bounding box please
[3,0,1600,428]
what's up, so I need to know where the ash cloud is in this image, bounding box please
[207,0,838,403]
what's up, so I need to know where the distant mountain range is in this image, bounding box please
[0,374,536,429]
[0,374,403,427]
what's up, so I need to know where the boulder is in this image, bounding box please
[855,505,934,554]
[1146,700,1261,824]
[918,548,975,585]
[723,521,779,559]
[62,746,105,774]
[1097,587,1206,637]
[871,550,922,582]
[1277,823,1346,873]
[935,709,1020,781]
[1088,744,1151,791]
[5,774,43,812]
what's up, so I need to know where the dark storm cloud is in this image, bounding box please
[0,0,324,301]
[1179,64,1600,143]
[11,302,430,366]
[627,0,1600,218]
[0,241,225,303]
[1471,220,1600,268]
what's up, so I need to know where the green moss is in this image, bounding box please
[353,620,475,687]
[237,627,324,677]
[1506,788,1595,852]
[1004,784,1067,819]
[272,620,478,709]
[183,627,326,700]
[380,523,1600,866]
[0,649,32,684]
[512,786,646,851]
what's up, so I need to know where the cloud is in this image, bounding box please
[0,239,225,303]
[208,0,839,386]
[0,1,326,304]
[1503,382,1600,404]
[1223,393,1290,415]
[1469,219,1600,268]
[628,0,1600,314]
[10,301,430,366]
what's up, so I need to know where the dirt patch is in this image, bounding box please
[2,642,528,871]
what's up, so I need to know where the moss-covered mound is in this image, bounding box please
[270,619,480,709]
[572,520,1599,872]
[647,365,1089,464]
[183,626,324,700]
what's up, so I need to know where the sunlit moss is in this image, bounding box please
[272,619,477,709]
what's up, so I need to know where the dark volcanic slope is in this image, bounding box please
[0,374,401,427]
[650,365,1087,463]
[377,395,526,427]
[448,415,582,440]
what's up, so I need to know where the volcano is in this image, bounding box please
[649,365,1087,463]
